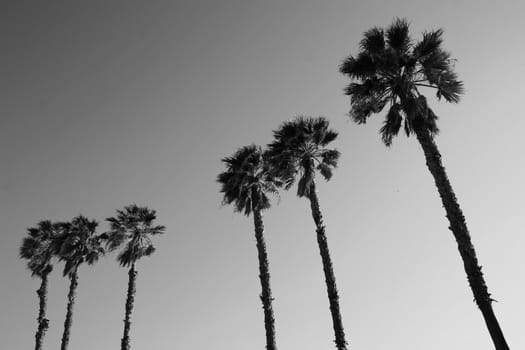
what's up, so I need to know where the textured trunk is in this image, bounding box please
[253,209,278,350]
[309,181,348,350]
[414,126,509,350]
[61,269,78,350]
[121,263,137,350]
[34,272,50,350]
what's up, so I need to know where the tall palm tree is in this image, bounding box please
[20,220,62,350]
[217,145,280,350]
[56,215,105,350]
[340,18,508,350]
[105,204,166,350]
[267,116,347,350]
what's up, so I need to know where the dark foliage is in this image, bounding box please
[340,18,464,145]
[105,205,165,267]
[266,116,340,198]
[218,145,281,216]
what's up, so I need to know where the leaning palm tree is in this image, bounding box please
[20,220,62,350]
[105,204,166,350]
[267,116,347,350]
[217,145,280,350]
[340,18,508,350]
[56,216,105,350]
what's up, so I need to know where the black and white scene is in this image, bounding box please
[2,1,524,349]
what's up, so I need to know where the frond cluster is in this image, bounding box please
[340,18,464,145]
[218,116,340,215]
[267,116,340,198]
[105,204,166,267]
[20,205,166,278]
[217,145,281,216]
[55,216,105,277]
[19,220,61,277]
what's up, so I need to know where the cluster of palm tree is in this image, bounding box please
[218,18,509,350]
[19,204,165,350]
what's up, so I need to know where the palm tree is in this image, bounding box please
[56,216,105,350]
[339,18,508,349]
[217,145,280,350]
[267,116,347,350]
[20,220,62,350]
[105,204,166,350]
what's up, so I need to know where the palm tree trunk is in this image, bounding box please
[309,181,348,350]
[61,269,78,350]
[253,208,278,350]
[34,272,50,350]
[414,126,509,350]
[121,263,137,350]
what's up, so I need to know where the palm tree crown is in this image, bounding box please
[339,18,464,145]
[267,116,340,197]
[56,216,105,277]
[105,205,166,267]
[217,144,280,216]
[20,220,62,277]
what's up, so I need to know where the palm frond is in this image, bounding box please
[414,29,444,58]
[386,18,411,55]
[380,104,403,146]
[435,70,464,103]
[360,27,385,56]
[339,53,376,79]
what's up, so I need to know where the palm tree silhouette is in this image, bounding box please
[104,204,166,350]
[56,216,105,350]
[218,145,280,350]
[340,18,508,350]
[20,220,61,350]
[267,116,347,350]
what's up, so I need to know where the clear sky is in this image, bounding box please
[2,1,524,349]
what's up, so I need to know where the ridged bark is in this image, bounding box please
[253,209,278,350]
[34,272,50,350]
[414,126,509,350]
[121,263,137,350]
[309,181,348,350]
[61,269,78,350]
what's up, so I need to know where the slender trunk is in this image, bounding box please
[34,272,50,350]
[61,269,78,350]
[121,263,137,350]
[253,209,278,350]
[414,126,509,350]
[309,181,348,350]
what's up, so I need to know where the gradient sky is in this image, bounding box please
[2,1,524,349]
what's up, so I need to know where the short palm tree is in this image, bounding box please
[105,204,166,350]
[56,216,105,350]
[20,220,62,350]
[267,116,347,350]
[340,18,508,349]
[217,145,280,350]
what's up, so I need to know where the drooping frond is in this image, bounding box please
[105,205,165,267]
[380,103,403,146]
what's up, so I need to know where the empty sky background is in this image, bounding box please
[1,1,524,349]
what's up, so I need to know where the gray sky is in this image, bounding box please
[2,1,524,349]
